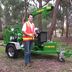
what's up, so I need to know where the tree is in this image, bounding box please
[1,0,27,25]
[0,1,3,32]
[37,0,42,31]
[48,0,61,40]
[61,0,71,38]
[23,0,28,22]
[65,0,71,38]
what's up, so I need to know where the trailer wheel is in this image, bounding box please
[6,44,18,58]
[58,51,65,62]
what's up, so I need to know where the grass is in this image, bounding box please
[53,38,72,58]
[0,46,5,55]
[0,40,5,54]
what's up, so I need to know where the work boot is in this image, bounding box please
[30,61,34,63]
[25,63,31,67]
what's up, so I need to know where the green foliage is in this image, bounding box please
[3,24,12,44]
[3,18,22,44]
[0,0,27,26]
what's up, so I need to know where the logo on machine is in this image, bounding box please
[45,46,55,48]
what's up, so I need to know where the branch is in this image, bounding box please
[44,0,51,2]
[42,0,51,7]
[32,0,38,7]
[42,2,49,7]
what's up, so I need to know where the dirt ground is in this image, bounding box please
[0,45,72,72]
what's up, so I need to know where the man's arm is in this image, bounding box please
[33,25,38,37]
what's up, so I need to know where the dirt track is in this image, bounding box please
[0,46,72,72]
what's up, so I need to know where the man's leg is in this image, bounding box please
[29,40,33,63]
[24,41,30,65]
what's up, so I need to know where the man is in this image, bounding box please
[22,14,36,66]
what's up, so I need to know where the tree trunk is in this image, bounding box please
[37,0,51,31]
[48,0,61,40]
[66,10,69,38]
[61,18,64,36]
[0,19,2,31]
[65,0,70,38]
[22,0,28,24]
[0,19,3,40]
[37,0,42,31]
[24,0,28,20]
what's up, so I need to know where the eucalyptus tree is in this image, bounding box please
[61,0,71,38]
[48,0,61,40]
[0,1,3,31]
[0,0,27,26]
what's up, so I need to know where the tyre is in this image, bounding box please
[6,43,18,58]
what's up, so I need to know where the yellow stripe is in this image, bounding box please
[23,38,34,41]
[37,9,44,13]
